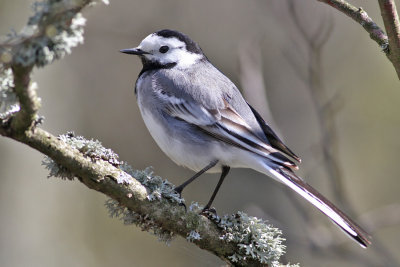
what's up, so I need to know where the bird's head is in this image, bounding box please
[121,29,205,69]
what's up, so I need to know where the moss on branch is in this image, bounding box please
[17,128,294,266]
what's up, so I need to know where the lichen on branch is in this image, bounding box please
[1,1,93,68]
[41,131,295,267]
[0,68,19,121]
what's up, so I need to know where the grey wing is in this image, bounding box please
[152,83,298,169]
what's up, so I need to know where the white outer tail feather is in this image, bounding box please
[264,164,371,248]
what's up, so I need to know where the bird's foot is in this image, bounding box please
[172,186,187,211]
[178,202,187,212]
[200,207,221,224]
[174,185,183,196]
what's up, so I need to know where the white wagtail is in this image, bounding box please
[120,29,371,247]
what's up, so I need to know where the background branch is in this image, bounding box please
[316,0,388,49]
[378,0,400,77]
[317,0,400,79]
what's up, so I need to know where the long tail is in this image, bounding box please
[265,165,372,248]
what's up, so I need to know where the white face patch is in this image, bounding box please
[137,34,202,69]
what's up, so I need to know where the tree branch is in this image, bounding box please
[9,65,37,133]
[1,122,289,266]
[316,0,400,79]
[317,0,388,50]
[378,0,400,78]
[4,127,251,265]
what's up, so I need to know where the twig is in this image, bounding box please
[317,0,388,50]
[10,65,38,133]
[316,0,400,79]
[378,0,400,78]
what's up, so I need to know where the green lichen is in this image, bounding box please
[103,168,180,244]
[187,230,201,242]
[0,0,110,68]
[218,211,289,267]
[42,156,75,180]
[58,132,120,165]
[42,131,121,180]
[40,132,295,265]
[105,198,175,244]
[0,68,19,121]
[14,5,86,67]
[43,132,183,204]
[187,202,296,266]
[120,164,183,204]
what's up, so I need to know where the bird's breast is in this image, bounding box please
[138,104,222,172]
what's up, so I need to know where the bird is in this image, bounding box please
[120,29,371,248]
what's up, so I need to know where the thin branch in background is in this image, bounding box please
[378,0,400,77]
[316,0,400,79]
[316,0,388,50]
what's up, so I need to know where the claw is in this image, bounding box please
[200,207,221,224]
[179,202,187,212]
[201,207,216,215]
[174,186,183,196]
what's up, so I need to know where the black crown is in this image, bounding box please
[155,29,204,55]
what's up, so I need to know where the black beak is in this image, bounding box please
[120,47,151,55]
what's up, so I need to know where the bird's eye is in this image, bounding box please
[159,46,169,53]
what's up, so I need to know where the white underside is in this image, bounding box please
[138,105,259,173]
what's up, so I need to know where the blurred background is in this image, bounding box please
[1,0,399,266]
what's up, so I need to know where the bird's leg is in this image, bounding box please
[202,166,230,213]
[174,159,219,195]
